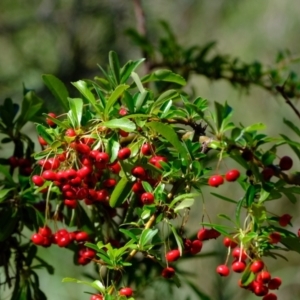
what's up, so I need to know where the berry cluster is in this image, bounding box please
[215,237,281,299]
[208,169,240,187]
[31,226,94,265]
[8,156,33,176]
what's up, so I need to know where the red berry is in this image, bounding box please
[232,248,248,261]
[231,260,246,273]
[207,228,221,239]
[82,249,96,260]
[118,148,131,160]
[261,167,274,181]
[132,181,145,194]
[166,249,180,262]
[38,226,52,237]
[141,192,154,205]
[32,175,45,187]
[268,277,282,290]
[149,156,168,169]
[42,170,57,181]
[269,232,281,244]
[46,112,57,127]
[103,178,117,188]
[216,265,230,277]
[76,143,91,154]
[190,240,203,255]
[90,294,103,300]
[278,213,292,227]
[161,267,175,278]
[254,284,269,296]
[279,156,293,171]
[8,156,19,168]
[141,143,155,156]
[223,237,238,248]
[263,293,277,300]
[38,136,48,146]
[250,260,264,273]
[109,161,121,174]
[225,169,240,182]
[77,166,93,178]
[64,199,77,209]
[75,231,89,243]
[31,233,45,245]
[119,129,129,137]
[119,108,128,116]
[257,271,271,283]
[197,228,210,241]
[65,128,76,137]
[95,152,110,165]
[208,175,224,187]
[95,189,109,202]
[56,234,71,247]
[119,287,133,297]
[131,166,147,179]
[48,157,60,170]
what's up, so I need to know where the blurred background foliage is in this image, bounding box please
[1,1,300,299]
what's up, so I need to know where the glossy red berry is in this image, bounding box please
[141,192,154,205]
[119,287,133,297]
[42,170,57,181]
[132,181,145,194]
[76,143,91,154]
[161,267,175,278]
[119,108,128,116]
[254,284,269,296]
[75,231,89,243]
[223,237,238,248]
[250,260,264,273]
[149,156,168,169]
[31,233,45,245]
[109,161,121,174]
[38,136,48,146]
[257,271,271,283]
[46,112,57,127]
[118,148,131,160]
[32,175,45,187]
[269,232,281,244]
[65,128,76,137]
[90,294,103,300]
[208,175,224,187]
[141,143,155,156]
[64,199,77,209]
[8,156,19,168]
[278,213,292,227]
[197,228,210,241]
[268,277,282,290]
[225,169,240,182]
[216,265,230,277]
[263,293,277,300]
[165,249,180,262]
[231,260,246,273]
[38,226,52,237]
[190,240,203,255]
[131,166,147,179]
[279,156,293,170]
[103,179,117,188]
[232,248,248,260]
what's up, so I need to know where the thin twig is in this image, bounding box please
[276,85,300,119]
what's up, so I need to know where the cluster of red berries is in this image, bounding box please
[161,228,220,279]
[8,156,33,176]
[208,169,240,187]
[89,287,133,299]
[215,237,281,299]
[31,226,95,265]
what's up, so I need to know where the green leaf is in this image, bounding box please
[0,188,14,202]
[243,123,266,132]
[250,203,267,223]
[241,267,255,286]
[141,181,153,193]
[72,80,96,104]
[68,98,83,128]
[281,236,300,253]
[109,176,133,208]
[214,102,233,132]
[139,228,158,248]
[235,198,245,226]
[185,280,211,300]
[109,51,120,84]
[119,229,139,242]
[210,192,237,204]
[146,121,188,160]
[245,185,257,207]
[154,89,178,109]
[120,58,145,84]
[170,223,183,255]
[0,165,15,184]
[16,91,45,129]
[283,118,300,137]
[282,191,297,203]
[42,74,69,111]
[104,84,130,116]
[174,198,194,212]
[169,193,198,208]
[62,278,105,293]
[36,124,54,145]
[0,208,19,241]
[141,69,186,86]
[102,118,136,132]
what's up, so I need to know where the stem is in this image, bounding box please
[276,85,300,119]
